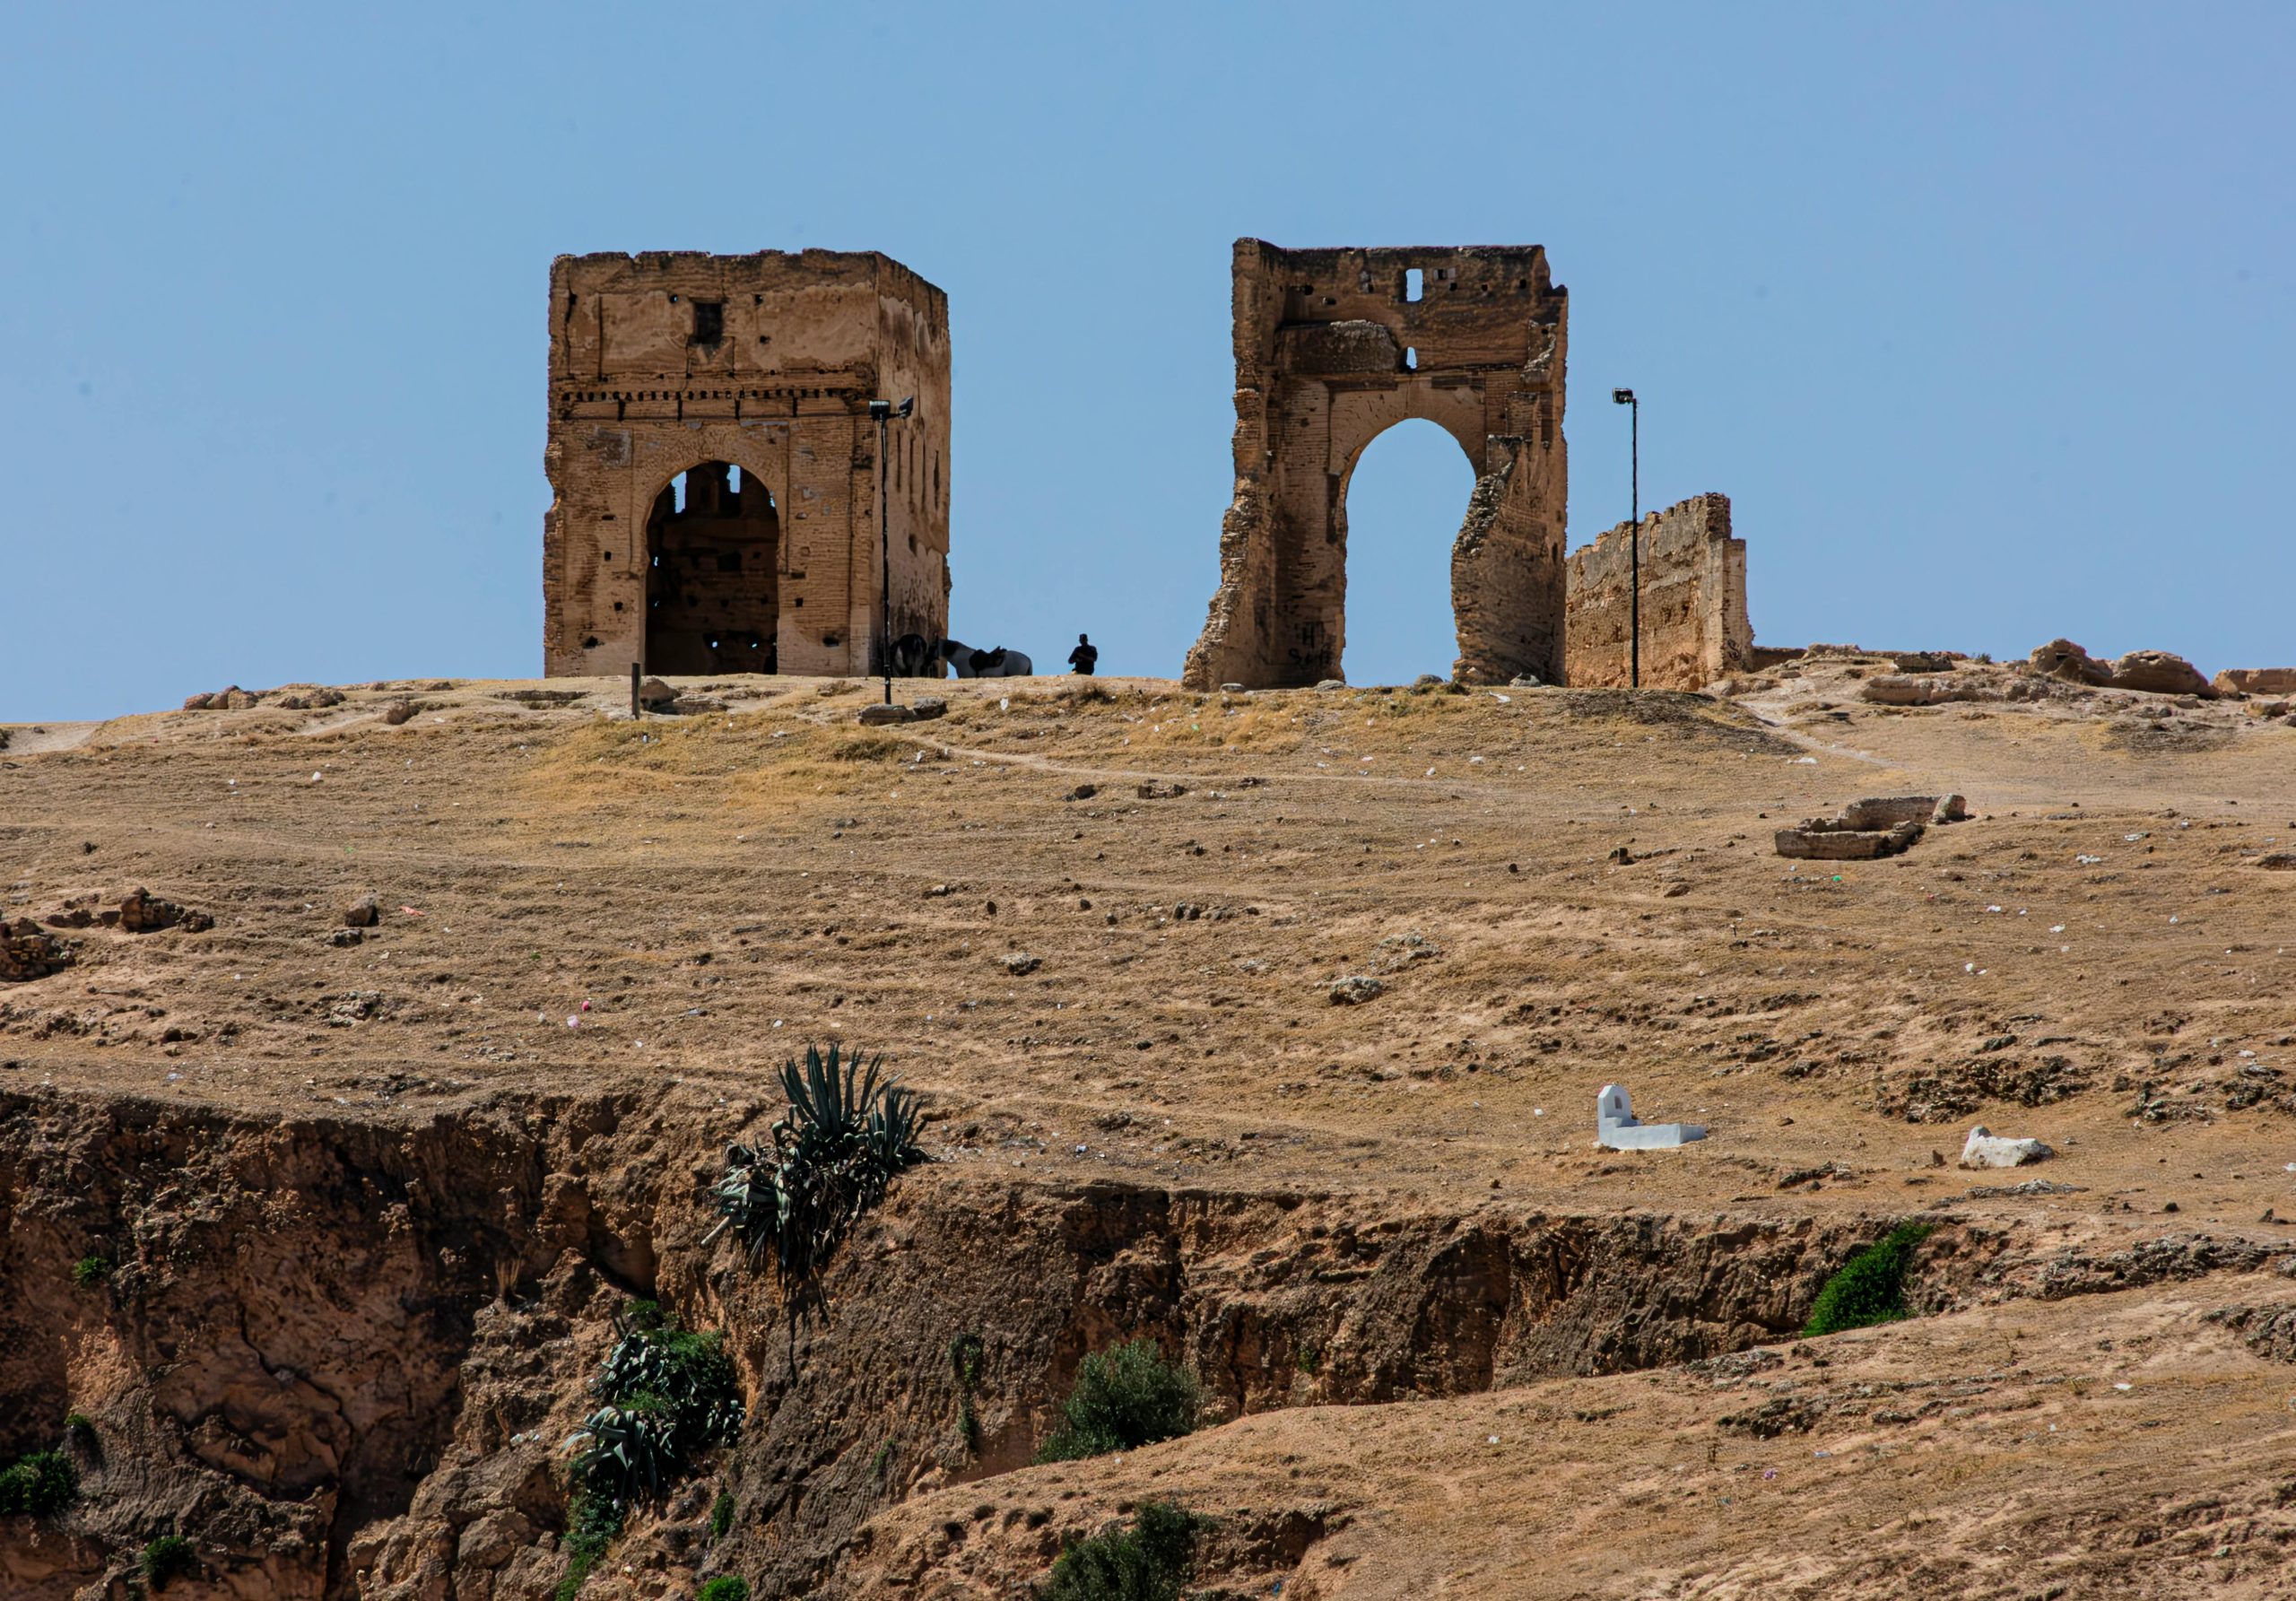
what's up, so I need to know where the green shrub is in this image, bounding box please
[553,1490,623,1601]
[591,1318,743,1463]
[709,1045,926,1289]
[71,1256,110,1288]
[698,1579,751,1601]
[561,1310,743,1597]
[143,1535,196,1590]
[0,1449,77,1516]
[709,1488,735,1539]
[1802,1223,1934,1337]
[1039,1501,1199,1601]
[1035,1339,1200,1463]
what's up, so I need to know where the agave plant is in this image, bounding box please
[593,1323,744,1465]
[708,1043,926,1288]
[572,1401,681,1505]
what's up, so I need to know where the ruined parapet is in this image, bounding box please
[2215,667,2296,696]
[1185,239,1569,689]
[543,250,951,680]
[1562,493,1750,690]
[1774,794,1967,860]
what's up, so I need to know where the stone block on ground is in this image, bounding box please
[1776,794,1966,859]
[857,703,916,726]
[1961,1125,2053,1169]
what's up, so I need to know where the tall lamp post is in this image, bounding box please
[868,396,916,706]
[1611,387,1639,689]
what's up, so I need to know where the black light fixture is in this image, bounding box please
[1611,387,1639,689]
[869,396,917,705]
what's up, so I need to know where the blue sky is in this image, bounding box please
[4,4,2290,718]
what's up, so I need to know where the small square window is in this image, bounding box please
[691,301,725,344]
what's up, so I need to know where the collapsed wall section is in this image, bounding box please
[1563,492,1750,690]
[1184,239,1568,689]
[543,249,951,680]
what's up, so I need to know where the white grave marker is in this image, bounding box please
[1596,1084,1708,1150]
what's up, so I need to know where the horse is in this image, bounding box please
[889,633,939,677]
[935,637,1033,678]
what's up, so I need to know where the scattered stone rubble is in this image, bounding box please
[1774,794,1966,860]
[2030,638,2213,696]
[118,887,213,934]
[0,918,74,982]
[182,686,263,710]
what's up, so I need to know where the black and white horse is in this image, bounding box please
[889,634,939,677]
[935,636,1033,678]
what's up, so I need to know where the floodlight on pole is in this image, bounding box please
[870,396,917,705]
[1612,388,1639,689]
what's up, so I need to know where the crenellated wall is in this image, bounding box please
[1562,492,1750,689]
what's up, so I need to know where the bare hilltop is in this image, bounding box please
[4,650,2294,1599]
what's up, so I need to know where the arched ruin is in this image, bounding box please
[1184,239,1569,688]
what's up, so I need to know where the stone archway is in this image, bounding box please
[642,460,782,674]
[1183,239,1569,688]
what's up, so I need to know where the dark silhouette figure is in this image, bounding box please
[1067,633,1099,675]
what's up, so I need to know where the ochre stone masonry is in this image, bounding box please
[1185,240,1569,689]
[1562,492,1752,691]
[544,250,950,678]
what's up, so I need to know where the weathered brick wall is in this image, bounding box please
[1561,493,1751,689]
[543,250,950,679]
[1185,240,1568,689]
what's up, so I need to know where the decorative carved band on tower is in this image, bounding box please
[542,249,950,679]
[1183,239,1569,689]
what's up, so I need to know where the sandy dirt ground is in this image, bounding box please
[4,655,2295,1594]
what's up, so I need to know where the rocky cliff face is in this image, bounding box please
[7,1085,2276,1600]
[2,1088,1950,1600]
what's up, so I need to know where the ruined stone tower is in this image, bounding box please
[543,250,950,678]
[1183,239,1568,689]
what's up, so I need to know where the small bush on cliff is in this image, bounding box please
[1803,1223,1934,1337]
[142,1534,196,1590]
[554,1490,622,1601]
[0,1449,77,1516]
[708,1044,926,1288]
[574,1308,744,1505]
[559,1309,745,1598]
[71,1255,110,1288]
[1039,1501,1200,1601]
[698,1579,751,1601]
[1035,1339,1201,1463]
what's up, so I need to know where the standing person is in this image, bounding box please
[1066,632,1099,675]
